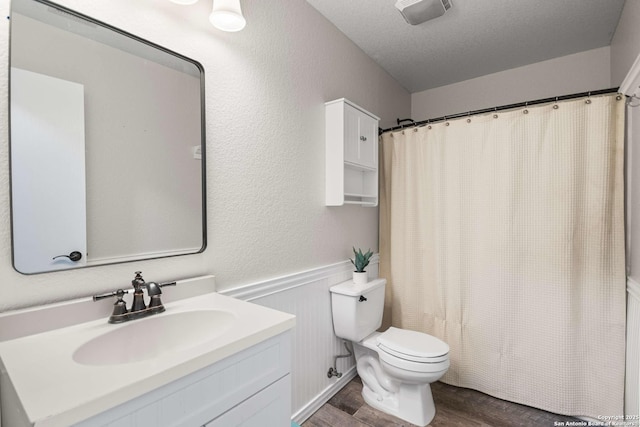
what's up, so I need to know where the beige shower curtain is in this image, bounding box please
[379,94,626,417]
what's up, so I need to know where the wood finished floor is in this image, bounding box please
[302,376,582,427]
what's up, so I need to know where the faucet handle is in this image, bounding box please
[146,281,176,314]
[159,281,177,288]
[109,289,130,323]
[93,288,130,301]
[92,289,130,324]
[145,282,162,296]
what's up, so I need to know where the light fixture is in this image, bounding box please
[395,0,452,26]
[169,0,199,5]
[209,0,246,32]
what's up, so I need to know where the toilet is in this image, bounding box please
[330,278,449,427]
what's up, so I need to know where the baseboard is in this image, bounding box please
[291,366,358,425]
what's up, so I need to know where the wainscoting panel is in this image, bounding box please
[219,257,379,424]
[627,277,640,417]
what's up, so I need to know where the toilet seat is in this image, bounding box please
[377,327,449,363]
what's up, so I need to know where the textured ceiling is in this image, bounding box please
[305,0,626,93]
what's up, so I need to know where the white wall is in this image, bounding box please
[0,0,410,311]
[611,0,640,87]
[611,0,640,284]
[411,47,611,121]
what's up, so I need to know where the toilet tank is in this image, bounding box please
[329,278,386,342]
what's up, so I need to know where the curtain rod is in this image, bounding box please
[379,87,620,135]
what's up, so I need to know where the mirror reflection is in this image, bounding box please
[10,0,206,274]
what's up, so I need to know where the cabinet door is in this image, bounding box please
[357,113,378,169]
[343,104,360,164]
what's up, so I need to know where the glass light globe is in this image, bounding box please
[209,0,246,32]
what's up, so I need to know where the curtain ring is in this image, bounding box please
[586,92,592,104]
[617,94,623,101]
[523,102,528,114]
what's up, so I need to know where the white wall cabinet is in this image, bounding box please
[325,98,380,206]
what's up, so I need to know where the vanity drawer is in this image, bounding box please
[203,375,290,427]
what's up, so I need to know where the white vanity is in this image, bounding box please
[0,276,295,427]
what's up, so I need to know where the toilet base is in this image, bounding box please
[353,336,441,427]
[361,381,436,427]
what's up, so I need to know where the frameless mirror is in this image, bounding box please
[9,0,206,274]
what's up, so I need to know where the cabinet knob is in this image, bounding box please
[360,136,367,141]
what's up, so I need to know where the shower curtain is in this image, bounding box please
[379,94,626,417]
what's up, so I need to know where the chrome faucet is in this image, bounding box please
[93,271,177,323]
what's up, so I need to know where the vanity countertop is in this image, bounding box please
[0,288,295,427]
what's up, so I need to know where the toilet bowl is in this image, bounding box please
[355,328,449,426]
[330,279,450,426]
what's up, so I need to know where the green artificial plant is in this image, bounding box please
[350,247,373,272]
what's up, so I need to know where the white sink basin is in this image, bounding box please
[73,309,237,366]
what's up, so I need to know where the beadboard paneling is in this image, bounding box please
[220,257,379,424]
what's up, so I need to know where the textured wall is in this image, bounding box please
[611,0,640,86]
[411,47,611,121]
[0,0,410,311]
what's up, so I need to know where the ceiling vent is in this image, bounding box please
[395,0,452,25]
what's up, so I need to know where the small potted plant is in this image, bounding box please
[350,247,373,285]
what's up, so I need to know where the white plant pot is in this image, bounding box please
[352,271,368,285]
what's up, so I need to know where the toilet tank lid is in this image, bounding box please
[329,278,386,296]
